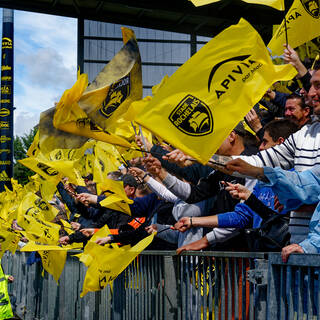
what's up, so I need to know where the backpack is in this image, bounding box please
[243,213,290,252]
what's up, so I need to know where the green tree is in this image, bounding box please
[13,127,37,185]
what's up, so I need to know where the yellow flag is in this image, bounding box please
[17,192,56,224]
[53,74,131,148]
[78,27,142,131]
[0,226,20,258]
[97,178,134,215]
[27,130,40,158]
[39,107,89,155]
[190,0,284,10]
[92,143,120,183]
[135,19,297,164]
[80,227,155,297]
[21,241,82,252]
[268,0,320,55]
[39,250,67,283]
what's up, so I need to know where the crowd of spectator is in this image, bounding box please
[23,44,320,266]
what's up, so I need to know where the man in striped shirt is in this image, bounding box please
[219,67,320,257]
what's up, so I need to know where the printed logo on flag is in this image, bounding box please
[169,95,213,136]
[34,198,49,211]
[54,150,62,160]
[300,0,320,18]
[76,118,102,132]
[208,55,260,99]
[100,75,130,119]
[36,163,59,176]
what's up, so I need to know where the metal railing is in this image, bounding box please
[1,251,320,320]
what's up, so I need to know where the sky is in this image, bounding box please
[0,9,77,136]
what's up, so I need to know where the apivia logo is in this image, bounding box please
[301,0,319,18]
[169,95,213,136]
[208,55,261,99]
[2,37,12,49]
[100,75,130,119]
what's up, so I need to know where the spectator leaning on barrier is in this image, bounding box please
[224,159,320,262]
[201,65,320,249]
[173,118,299,253]
[143,122,258,251]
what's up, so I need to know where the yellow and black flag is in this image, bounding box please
[53,74,131,148]
[268,0,320,55]
[78,27,142,130]
[39,107,89,155]
[190,0,284,10]
[135,19,297,164]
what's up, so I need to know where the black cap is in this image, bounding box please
[120,174,138,188]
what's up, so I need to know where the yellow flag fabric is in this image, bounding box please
[38,250,67,283]
[135,19,297,164]
[78,27,142,131]
[190,0,284,10]
[268,0,320,55]
[92,143,120,183]
[39,107,89,155]
[19,157,83,186]
[17,192,56,224]
[21,241,82,252]
[53,74,131,148]
[80,226,155,297]
[27,130,40,158]
[17,210,60,245]
[97,178,133,215]
[0,227,20,258]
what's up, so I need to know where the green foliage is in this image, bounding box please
[13,127,37,185]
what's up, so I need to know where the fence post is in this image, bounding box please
[247,258,268,320]
[164,255,178,320]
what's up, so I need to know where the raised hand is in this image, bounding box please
[174,217,192,232]
[76,193,98,206]
[225,158,264,179]
[162,149,194,167]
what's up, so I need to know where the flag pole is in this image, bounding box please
[283,0,288,47]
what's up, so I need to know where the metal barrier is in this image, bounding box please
[1,251,320,320]
[267,253,320,320]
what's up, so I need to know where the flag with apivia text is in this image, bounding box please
[268,0,320,56]
[135,19,297,164]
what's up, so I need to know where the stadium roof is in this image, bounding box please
[1,0,291,41]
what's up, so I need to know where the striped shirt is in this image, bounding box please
[236,121,320,171]
[237,121,320,244]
